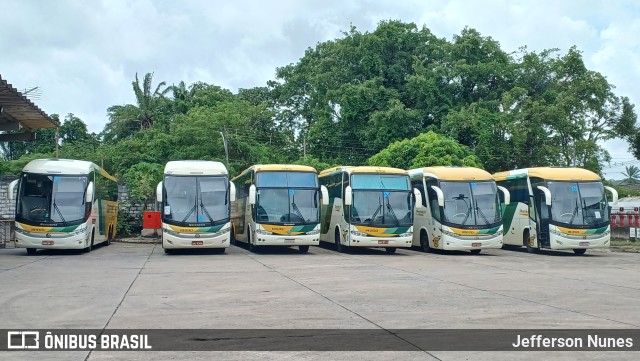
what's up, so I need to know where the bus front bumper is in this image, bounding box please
[348,235,412,248]
[253,233,319,246]
[163,231,230,249]
[549,234,610,250]
[15,232,88,250]
[440,233,503,251]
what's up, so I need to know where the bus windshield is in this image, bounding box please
[440,181,501,227]
[256,188,319,224]
[350,191,413,226]
[17,173,88,225]
[547,181,608,226]
[163,176,229,225]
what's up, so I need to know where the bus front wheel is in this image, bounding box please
[573,249,586,255]
[385,247,396,254]
[335,228,345,253]
[248,231,259,253]
[420,231,431,253]
[470,249,481,255]
[524,231,536,253]
[299,245,309,253]
[26,248,37,255]
[84,231,94,253]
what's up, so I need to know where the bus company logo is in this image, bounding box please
[7,331,39,349]
[46,233,51,238]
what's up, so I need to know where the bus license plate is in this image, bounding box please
[284,239,295,244]
[472,242,481,247]
[579,242,590,247]
[378,240,389,245]
[191,241,203,246]
[42,240,54,246]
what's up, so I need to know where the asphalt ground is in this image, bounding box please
[1,242,639,360]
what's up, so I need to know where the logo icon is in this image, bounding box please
[7,331,39,349]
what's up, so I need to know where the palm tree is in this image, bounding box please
[622,165,640,185]
[101,72,170,143]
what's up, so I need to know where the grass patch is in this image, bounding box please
[611,239,640,252]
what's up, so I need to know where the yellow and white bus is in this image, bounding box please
[409,166,510,254]
[493,167,618,255]
[231,164,328,253]
[156,161,236,254]
[8,159,118,254]
[319,166,416,254]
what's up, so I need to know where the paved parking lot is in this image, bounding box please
[1,242,639,360]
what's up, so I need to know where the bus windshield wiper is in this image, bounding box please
[367,196,383,224]
[569,200,579,225]
[385,196,399,225]
[52,199,67,226]
[474,200,489,225]
[181,193,198,223]
[454,195,472,225]
[290,192,307,222]
[200,201,214,223]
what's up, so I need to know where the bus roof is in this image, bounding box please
[164,160,228,176]
[233,164,318,180]
[22,158,116,181]
[493,167,601,182]
[319,166,407,177]
[408,166,493,181]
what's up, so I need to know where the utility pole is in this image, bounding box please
[303,137,306,159]
[55,127,59,159]
[220,130,229,170]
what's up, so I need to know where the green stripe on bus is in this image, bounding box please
[383,227,410,235]
[586,226,608,235]
[196,224,225,233]
[292,224,317,233]
[501,203,518,232]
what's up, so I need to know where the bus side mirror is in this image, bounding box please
[431,185,444,207]
[413,188,424,209]
[537,186,551,206]
[344,186,353,206]
[497,186,510,206]
[249,185,256,205]
[156,182,163,202]
[604,186,618,205]
[230,181,236,202]
[321,185,329,205]
[8,179,18,202]
[85,182,94,203]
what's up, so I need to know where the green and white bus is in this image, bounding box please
[8,159,118,254]
[156,160,236,253]
[409,166,509,254]
[319,166,417,254]
[231,164,328,253]
[493,167,618,254]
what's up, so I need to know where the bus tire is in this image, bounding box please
[164,248,173,254]
[84,231,94,253]
[26,248,37,255]
[335,228,344,253]
[248,231,259,253]
[524,230,536,253]
[573,249,586,255]
[230,228,236,245]
[470,249,481,255]
[385,247,396,254]
[106,226,112,246]
[299,245,310,253]
[420,231,431,253]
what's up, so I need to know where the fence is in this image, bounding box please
[0,217,14,248]
[611,210,640,241]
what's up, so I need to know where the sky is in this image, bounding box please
[1,0,638,179]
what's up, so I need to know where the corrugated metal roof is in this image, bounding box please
[0,74,58,131]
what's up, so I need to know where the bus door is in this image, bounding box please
[533,189,551,247]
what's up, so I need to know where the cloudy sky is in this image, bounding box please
[1,0,638,179]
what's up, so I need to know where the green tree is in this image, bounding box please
[367,131,483,170]
[622,165,640,185]
[122,162,164,208]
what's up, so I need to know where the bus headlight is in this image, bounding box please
[306,229,320,235]
[398,232,412,238]
[549,228,563,236]
[441,229,457,238]
[256,229,273,235]
[212,227,231,237]
[351,230,368,237]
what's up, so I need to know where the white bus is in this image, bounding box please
[231,164,328,253]
[319,166,417,254]
[156,161,236,254]
[409,166,510,254]
[8,159,118,254]
[493,167,618,254]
